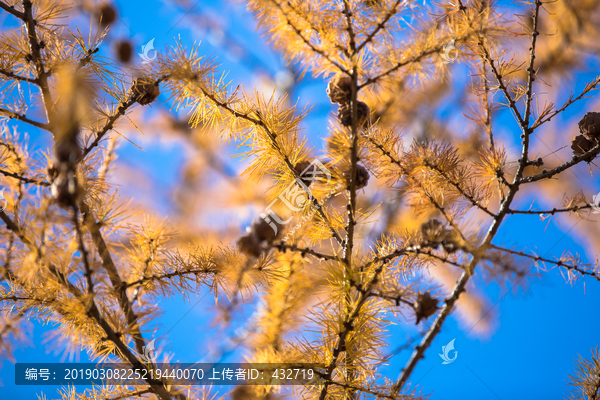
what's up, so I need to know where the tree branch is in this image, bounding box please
[318,252,405,400]
[0,1,25,19]
[519,144,600,183]
[356,0,404,53]
[0,209,172,399]
[0,68,36,84]
[79,200,147,357]
[270,242,339,261]
[0,168,50,186]
[22,0,54,128]
[507,204,592,215]
[268,0,350,74]
[0,106,50,130]
[178,74,345,247]
[489,244,600,281]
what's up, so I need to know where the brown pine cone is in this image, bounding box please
[96,3,117,27]
[338,101,370,127]
[413,292,439,324]
[344,164,370,190]
[578,112,600,142]
[252,217,282,243]
[571,134,595,160]
[236,232,262,258]
[115,40,133,63]
[293,160,315,187]
[420,219,446,245]
[326,75,352,104]
[130,78,160,105]
[51,168,80,208]
[441,229,461,253]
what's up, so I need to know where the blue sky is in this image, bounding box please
[1,0,599,399]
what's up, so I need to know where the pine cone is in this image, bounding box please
[420,219,446,245]
[236,232,262,258]
[294,160,315,187]
[413,292,439,324]
[130,78,160,105]
[252,217,281,243]
[51,168,80,207]
[441,229,461,253]
[338,101,370,127]
[96,3,117,27]
[578,112,600,142]
[571,134,595,160]
[344,164,370,190]
[326,75,352,104]
[115,40,133,63]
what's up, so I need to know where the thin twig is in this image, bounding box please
[268,0,350,74]
[0,168,50,186]
[519,144,600,183]
[22,0,54,127]
[270,242,339,261]
[0,69,37,84]
[507,204,591,215]
[489,244,600,281]
[0,106,50,130]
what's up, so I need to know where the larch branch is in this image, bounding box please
[22,0,54,128]
[0,106,50,130]
[268,0,350,74]
[0,168,50,186]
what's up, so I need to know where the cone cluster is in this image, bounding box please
[237,217,282,258]
[420,219,461,253]
[571,112,600,160]
[326,75,370,128]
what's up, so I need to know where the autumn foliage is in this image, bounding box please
[1,0,600,399]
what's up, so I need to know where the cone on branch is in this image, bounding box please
[237,217,283,257]
[571,135,596,161]
[420,219,461,252]
[572,112,600,161]
[420,219,446,244]
[130,78,160,105]
[344,164,370,190]
[578,112,600,142]
[237,232,262,258]
[338,101,370,127]
[294,160,316,187]
[252,217,281,243]
[326,75,353,104]
[413,292,439,324]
